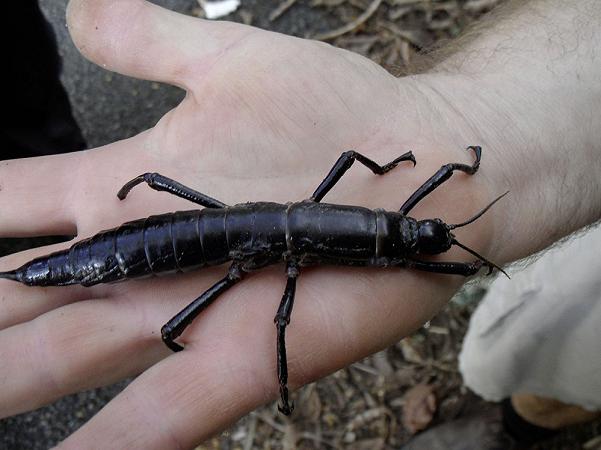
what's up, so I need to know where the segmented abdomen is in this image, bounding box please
[15,203,290,287]
[14,211,207,286]
[76,209,240,285]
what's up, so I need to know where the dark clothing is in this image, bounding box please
[2,1,86,160]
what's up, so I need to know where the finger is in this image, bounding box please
[0,263,229,417]
[0,155,80,236]
[66,0,253,89]
[59,269,458,449]
[0,140,217,331]
[0,242,106,330]
[0,134,156,238]
[0,295,167,418]
[60,341,271,450]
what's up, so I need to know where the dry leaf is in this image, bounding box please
[402,383,437,434]
[400,338,424,363]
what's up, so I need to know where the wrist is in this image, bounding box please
[380,77,499,272]
[402,70,601,265]
[402,0,601,264]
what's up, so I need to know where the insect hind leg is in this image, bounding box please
[161,263,243,352]
[274,262,299,415]
[118,172,227,208]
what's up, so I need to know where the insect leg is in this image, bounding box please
[117,172,227,208]
[273,262,299,415]
[399,146,481,215]
[161,263,243,352]
[406,259,484,276]
[310,150,415,202]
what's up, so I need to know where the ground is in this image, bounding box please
[1,1,600,449]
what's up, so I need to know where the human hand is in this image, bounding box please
[2,0,599,448]
[0,1,487,447]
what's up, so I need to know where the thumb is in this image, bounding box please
[66,0,250,89]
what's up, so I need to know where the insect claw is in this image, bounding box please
[401,151,417,167]
[497,266,511,279]
[486,264,494,276]
[116,174,146,200]
[161,324,185,352]
[278,401,294,416]
[165,339,184,352]
[452,239,509,278]
[484,261,510,278]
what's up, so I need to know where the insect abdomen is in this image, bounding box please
[81,209,233,285]
[7,204,291,287]
[10,210,209,287]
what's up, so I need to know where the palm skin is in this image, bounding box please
[0,1,497,448]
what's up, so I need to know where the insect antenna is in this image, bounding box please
[451,239,509,278]
[447,191,509,230]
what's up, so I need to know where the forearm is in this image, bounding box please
[411,0,601,262]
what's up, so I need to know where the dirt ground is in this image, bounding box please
[1,1,601,449]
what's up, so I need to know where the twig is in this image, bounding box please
[312,0,383,41]
[283,422,298,450]
[345,406,394,431]
[269,0,297,22]
[253,410,336,448]
[584,435,601,450]
[242,414,257,450]
[427,359,458,374]
[299,432,337,448]
[389,0,429,5]
[254,411,287,432]
[352,362,381,376]
[380,21,432,48]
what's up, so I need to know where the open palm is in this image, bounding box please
[0,1,491,448]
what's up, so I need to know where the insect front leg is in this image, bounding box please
[118,172,227,208]
[399,146,481,215]
[405,259,484,276]
[274,262,299,415]
[310,150,415,202]
[161,263,244,352]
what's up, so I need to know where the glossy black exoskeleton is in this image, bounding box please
[0,146,507,415]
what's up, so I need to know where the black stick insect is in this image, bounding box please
[0,146,507,415]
